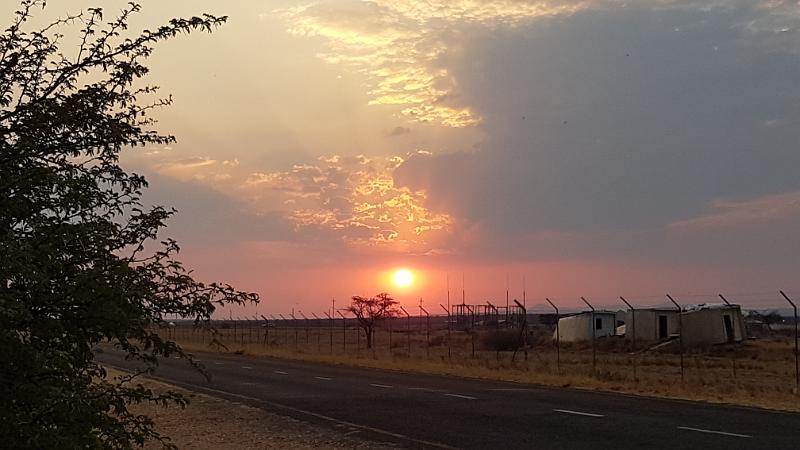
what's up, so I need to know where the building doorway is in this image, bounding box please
[658,315,668,339]
[723,314,734,342]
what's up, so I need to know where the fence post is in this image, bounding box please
[718,294,737,385]
[336,310,347,353]
[400,306,411,356]
[278,314,288,346]
[488,301,500,361]
[420,305,430,359]
[236,317,245,345]
[546,298,560,374]
[666,294,684,384]
[780,291,798,392]
[466,305,476,358]
[324,312,333,353]
[290,313,299,348]
[388,314,393,355]
[261,315,269,347]
[312,312,321,353]
[620,297,637,382]
[513,299,528,362]
[440,304,451,360]
[581,297,597,377]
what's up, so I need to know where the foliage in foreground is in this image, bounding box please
[0,2,257,448]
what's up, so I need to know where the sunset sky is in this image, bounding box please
[17,1,800,314]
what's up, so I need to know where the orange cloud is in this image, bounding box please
[246,153,452,253]
[277,1,587,127]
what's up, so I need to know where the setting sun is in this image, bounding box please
[392,269,414,288]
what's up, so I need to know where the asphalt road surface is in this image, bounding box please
[97,349,800,449]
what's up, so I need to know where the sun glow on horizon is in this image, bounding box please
[392,269,414,288]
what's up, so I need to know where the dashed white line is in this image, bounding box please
[315,376,332,381]
[241,382,256,386]
[214,362,224,365]
[102,363,472,450]
[444,393,477,400]
[678,427,752,438]
[274,370,288,375]
[487,388,535,392]
[241,366,253,370]
[370,383,393,389]
[553,409,604,418]
[408,387,446,392]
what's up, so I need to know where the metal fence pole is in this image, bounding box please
[666,294,684,384]
[261,315,270,347]
[718,294,737,384]
[312,312,321,353]
[421,306,430,359]
[513,299,528,362]
[780,291,798,392]
[400,307,411,356]
[620,297,637,382]
[466,305,475,358]
[388,314,393,354]
[440,304,451,360]
[290,313,298,348]
[299,312,310,345]
[278,314,288,346]
[488,301,500,361]
[336,310,347,353]
[324,312,334,353]
[581,297,597,376]
[546,298,560,374]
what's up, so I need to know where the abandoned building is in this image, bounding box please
[623,308,681,341]
[555,311,617,342]
[681,304,746,345]
[621,303,746,345]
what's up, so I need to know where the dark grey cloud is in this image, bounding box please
[395,3,800,249]
[141,174,294,245]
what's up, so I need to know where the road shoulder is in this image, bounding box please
[106,367,398,449]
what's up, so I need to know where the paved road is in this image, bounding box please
[97,349,800,449]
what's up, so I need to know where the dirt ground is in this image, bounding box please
[107,369,397,449]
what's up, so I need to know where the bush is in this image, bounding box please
[481,329,524,351]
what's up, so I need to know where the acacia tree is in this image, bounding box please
[0,2,257,448]
[347,293,399,348]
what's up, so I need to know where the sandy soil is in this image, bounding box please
[108,369,397,449]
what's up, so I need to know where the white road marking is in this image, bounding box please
[274,370,288,375]
[103,363,465,450]
[315,376,332,381]
[370,383,393,389]
[241,382,256,386]
[444,393,477,400]
[553,409,604,418]
[678,427,752,438]
[408,387,446,392]
[214,362,224,365]
[241,366,253,370]
[487,388,535,392]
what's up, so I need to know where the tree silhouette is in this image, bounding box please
[0,2,257,448]
[346,293,399,348]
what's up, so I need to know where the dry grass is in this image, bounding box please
[163,326,800,412]
[103,368,396,449]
